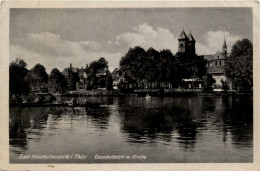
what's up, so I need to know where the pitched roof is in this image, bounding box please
[210,51,227,60]
[188,33,196,42]
[178,30,188,40]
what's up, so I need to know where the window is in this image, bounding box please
[215,61,217,66]
[220,61,222,66]
[180,44,183,47]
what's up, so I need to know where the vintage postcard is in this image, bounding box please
[0,1,259,170]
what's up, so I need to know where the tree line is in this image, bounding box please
[119,38,253,91]
[119,46,207,89]
[9,57,114,102]
[9,38,253,102]
[10,59,67,102]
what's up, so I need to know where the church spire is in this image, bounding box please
[188,30,196,42]
[222,34,227,54]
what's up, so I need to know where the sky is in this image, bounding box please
[10,8,252,73]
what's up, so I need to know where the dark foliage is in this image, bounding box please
[203,73,216,92]
[30,63,48,92]
[86,57,111,90]
[48,68,68,93]
[119,46,207,87]
[225,39,253,89]
[9,58,31,102]
[67,70,79,90]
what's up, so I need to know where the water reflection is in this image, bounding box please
[85,107,111,130]
[9,95,253,162]
[117,97,203,148]
[9,108,28,149]
[116,96,252,151]
[222,96,253,148]
[9,107,50,152]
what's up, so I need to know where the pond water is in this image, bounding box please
[9,95,253,163]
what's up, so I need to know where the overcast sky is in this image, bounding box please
[10,8,252,73]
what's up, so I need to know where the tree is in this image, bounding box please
[120,47,183,89]
[147,47,160,61]
[48,68,68,93]
[106,72,113,90]
[159,49,180,86]
[9,58,31,103]
[30,63,48,92]
[221,79,229,91]
[145,48,160,83]
[89,76,98,89]
[67,70,79,90]
[176,52,207,80]
[86,57,110,89]
[97,57,108,69]
[119,46,147,81]
[225,38,253,89]
[203,73,216,92]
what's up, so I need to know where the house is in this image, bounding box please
[77,67,87,90]
[62,63,88,90]
[111,67,138,90]
[61,63,78,79]
[111,67,121,90]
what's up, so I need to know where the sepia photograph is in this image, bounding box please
[2,2,257,168]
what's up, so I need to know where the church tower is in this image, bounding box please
[178,29,189,53]
[187,31,196,55]
[222,36,227,55]
[178,29,196,55]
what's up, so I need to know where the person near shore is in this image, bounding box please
[72,98,77,106]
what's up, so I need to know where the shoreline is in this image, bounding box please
[57,91,253,97]
[9,91,253,107]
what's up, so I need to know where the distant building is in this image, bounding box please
[176,30,232,91]
[62,63,88,90]
[201,37,232,90]
[178,30,203,90]
[111,67,134,90]
[111,67,121,90]
[178,29,196,55]
[62,63,78,78]
[77,67,87,90]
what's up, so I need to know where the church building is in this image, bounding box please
[202,37,231,90]
[178,29,203,90]
[177,29,232,91]
[178,29,196,55]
